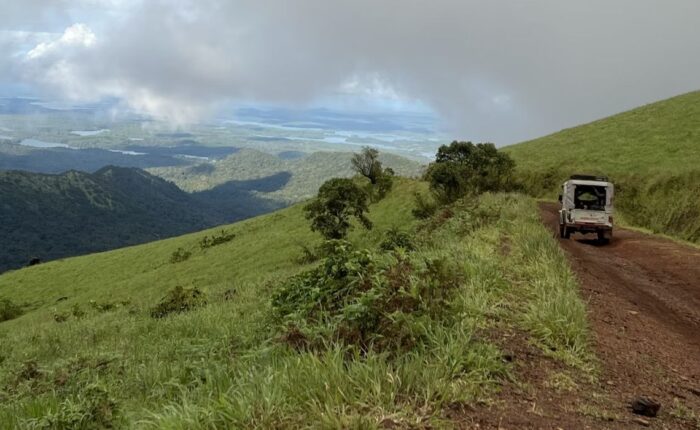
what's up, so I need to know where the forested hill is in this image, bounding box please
[0,166,283,272]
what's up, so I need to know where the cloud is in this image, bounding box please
[5,0,700,142]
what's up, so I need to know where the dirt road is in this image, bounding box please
[540,202,700,428]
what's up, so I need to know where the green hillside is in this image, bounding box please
[0,167,282,273]
[0,179,591,428]
[149,149,425,203]
[505,91,700,242]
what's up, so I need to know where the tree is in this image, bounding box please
[425,141,515,203]
[304,178,372,239]
[351,147,384,185]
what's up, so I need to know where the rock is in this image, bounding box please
[628,310,639,315]
[630,396,661,417]
[633,417,650,426]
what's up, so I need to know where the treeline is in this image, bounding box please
[303,141,516,241]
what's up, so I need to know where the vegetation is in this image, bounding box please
[149,148,423,203]
[150,286,207,319]
[351,147,384,184]
[304,178,373,239]
[0,174,591,427]
[0,297,23,322]
[0,167,281,273]
[426,141,515,204]
[504,90,700,243]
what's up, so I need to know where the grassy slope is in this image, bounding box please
[504,91,700,242]
[0,180,590,428]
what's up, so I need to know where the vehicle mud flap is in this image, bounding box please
[560,225,571,239]
[597,230,612,244]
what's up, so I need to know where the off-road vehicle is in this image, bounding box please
[558,174,614,243]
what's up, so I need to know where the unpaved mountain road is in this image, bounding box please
[540,201,700,428]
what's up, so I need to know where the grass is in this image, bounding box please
[504,90,700,243]
[0,179,591,428]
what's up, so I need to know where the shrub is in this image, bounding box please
[379,228,416,251]
[373,170,394,201]
[412,192,438,219]
[271,240,460,353]
[150,286,207,319]
[71,304,85,319]
[0,298,22,322]
[169,247,192,263]
[53,311,70,323]
[294,242,320,265]
[199,230,235,250]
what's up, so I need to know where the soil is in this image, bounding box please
[453,203,700,429]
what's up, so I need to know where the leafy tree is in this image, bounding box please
[351,147,384,185]
[304,178,372,239]
[426,141,515,203]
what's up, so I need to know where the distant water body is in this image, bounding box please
[19,139,76,149]
[71,129,110,136]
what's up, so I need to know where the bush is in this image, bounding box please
[412,192,438,219]
[0,298,22,322]
[373,170,394,201]
[379,228,416,251]
[150,286,207,319]
[199,230,236,249]
[294,242,320,265]
[271,240,460,353]
[169,247,192,263]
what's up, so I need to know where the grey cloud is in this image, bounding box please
[5,0,700,143]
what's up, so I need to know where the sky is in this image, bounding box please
[1,0,699,144]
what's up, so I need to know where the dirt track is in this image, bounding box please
[540,201,700,428]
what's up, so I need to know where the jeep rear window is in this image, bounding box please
[574,185,606,211]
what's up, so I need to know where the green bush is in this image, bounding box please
[294,242,320,265]
[150,286,207,319]
[0,298,22,322]
[379,227,416,251]
[199,230,236,249]
[412,192,438,219]
[169,247,192,263]
[271,240,460,353]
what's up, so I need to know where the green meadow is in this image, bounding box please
[0,179,590,428]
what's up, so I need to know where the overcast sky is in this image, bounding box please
[1,0,699,144]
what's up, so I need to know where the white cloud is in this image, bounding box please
[3,0,700,142]
[26,23,96,59]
